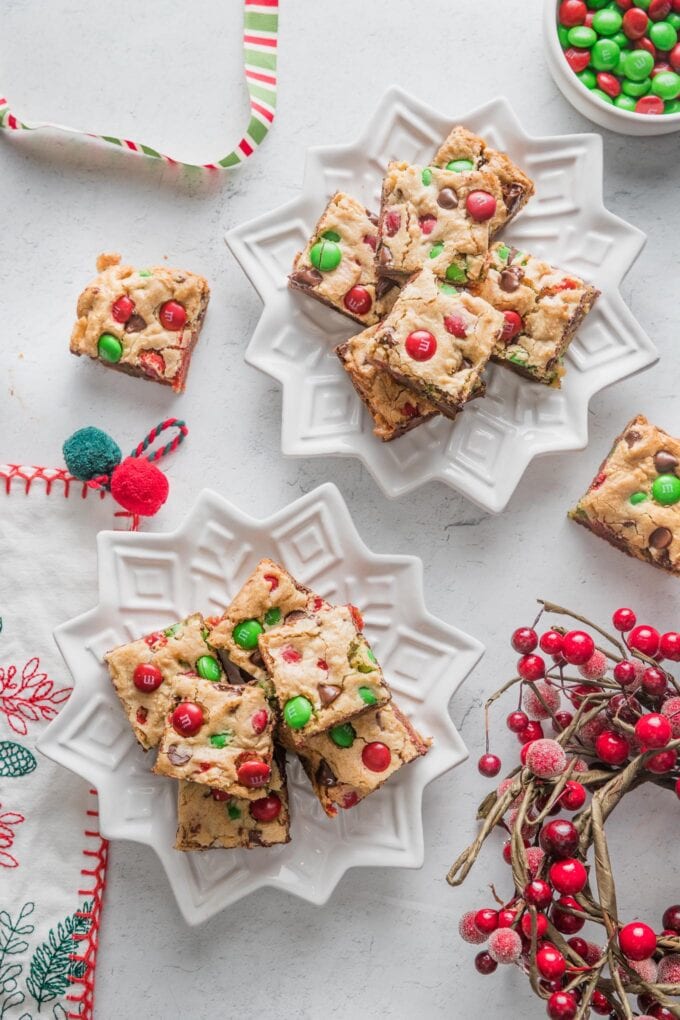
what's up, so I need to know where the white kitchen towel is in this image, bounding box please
[0,466,117,1020]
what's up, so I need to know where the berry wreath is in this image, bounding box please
[449,601,680,1020]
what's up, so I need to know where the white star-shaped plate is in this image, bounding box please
[227,88,657,513]
[38,484,482,924]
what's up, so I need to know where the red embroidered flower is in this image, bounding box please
[0,803,25,868]
[0,657,71,736]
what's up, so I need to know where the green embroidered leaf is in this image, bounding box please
[25,906,90,1010]
[0,903,35,967]
[0,988,25,1019]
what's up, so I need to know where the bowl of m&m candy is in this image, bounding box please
[544,0,680,134]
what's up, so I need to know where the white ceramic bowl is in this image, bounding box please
[544,0,680,135]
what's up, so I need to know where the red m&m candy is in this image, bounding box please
[249,793,282,823]
[444,314,468,338]
[159,301,187,331]
[111,295,134,323]
[362,742,392,772]
[172,701,204,736]
[565,47,592,72]
[133,662,164,692]
[559,0,587,26]
[501,310,523,341]
[405,330,437,361]
[466,191,497,222]
[343,285,373,316]
[636,94,665,113]
[236,758,272,788]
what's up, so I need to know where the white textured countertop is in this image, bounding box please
[2,1,680,1017]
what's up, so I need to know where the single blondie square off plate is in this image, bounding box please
[227,89,657,513]
[38,485,481,924]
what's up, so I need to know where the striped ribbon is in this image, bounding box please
[0,0,278,170]
[87,418,188,492]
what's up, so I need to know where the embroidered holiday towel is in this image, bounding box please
[0,467,116,1020]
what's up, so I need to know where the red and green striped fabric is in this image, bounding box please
[0,0,278,170]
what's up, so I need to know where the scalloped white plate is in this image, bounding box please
[228,88,657,513]
[38,484,482,924]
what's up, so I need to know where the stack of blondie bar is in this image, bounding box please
[105,558,430,852]
[289,126,600,442]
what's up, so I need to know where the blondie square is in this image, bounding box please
[289,192,400,325]
[569,415,680,575]
[258,604,391,747]
[432,125,534,233]
[175,751,290,850]
[368,266,504,419]
[472,242,599,387]
[208,558,325,684]
[289,703,431,817]
[336,325,439,441]
[104,613,224,750]
[153,676,275,798]
[376,162,503,285]
[70,252,210,392]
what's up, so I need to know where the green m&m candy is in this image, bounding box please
[322,230,341,242]
[310,238,341,272]
[591,87,615,104]
[615,94,637,111]
[665,99,680,113]
[623,48,654,82]
[558,25,570,48]
[629,491,647,505]
[652,474,680,506]
[264,606,281,627]
[652,71,680,102]
[330,722,356,748]
[446,263,467,283]
[210,732,232,749]
[358,686,378,706]
[446,159,474,173]
[591,38,621,71]
[421,167,433,186]
[429,242,444,259]
[610,31,629,50]
[669,12,680,29]
[649,21,678,52]
[622,76,651,97]
[578,69,598,89]
[97,333,123,363]
[196,655,221,681]
[227,802,241,820]
[586,0,609,8]
[567,25,597,47]
[232,619,263,649]
[283,695,313,730]
[592,9,622,35]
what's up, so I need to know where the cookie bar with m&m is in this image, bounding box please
[569,415,680,575]
[175,751,291,850]
[104,613,224,750]
[470,242,599,387]
[286,703,431,817]
[376,162,503,286]
[258,603,391,748]
[208,558,325,684]
[70,252,210,392]
[289,192,400,326]
[432,125,535,234]
[336,325,439,441]
[153,676,276,797]
[368,266,504,420]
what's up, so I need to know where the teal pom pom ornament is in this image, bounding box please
[63,427,122,481]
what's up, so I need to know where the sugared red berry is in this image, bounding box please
[562,631,595,665]
[507,710,529,733]
[551,896,585,935]
[549,858,587,895]
[662,696,680,737]
[524,681,561,721]
[405,330,437,361]
[172,701,204,736]
[478,753,502,777]
[458,910,487,945]
[578,650,607,680]
[595,729,630,765]
[249,793,282,823]
[133,662,164,692]
[518,654,545,681]
[628,625,661,657]
[540,819,579,858]
[613,607,637,632]
[487,927,522,964]
[159,300,187,331]
[635,712,672,748]
[619,921,657,961]
[526,739,567,779]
